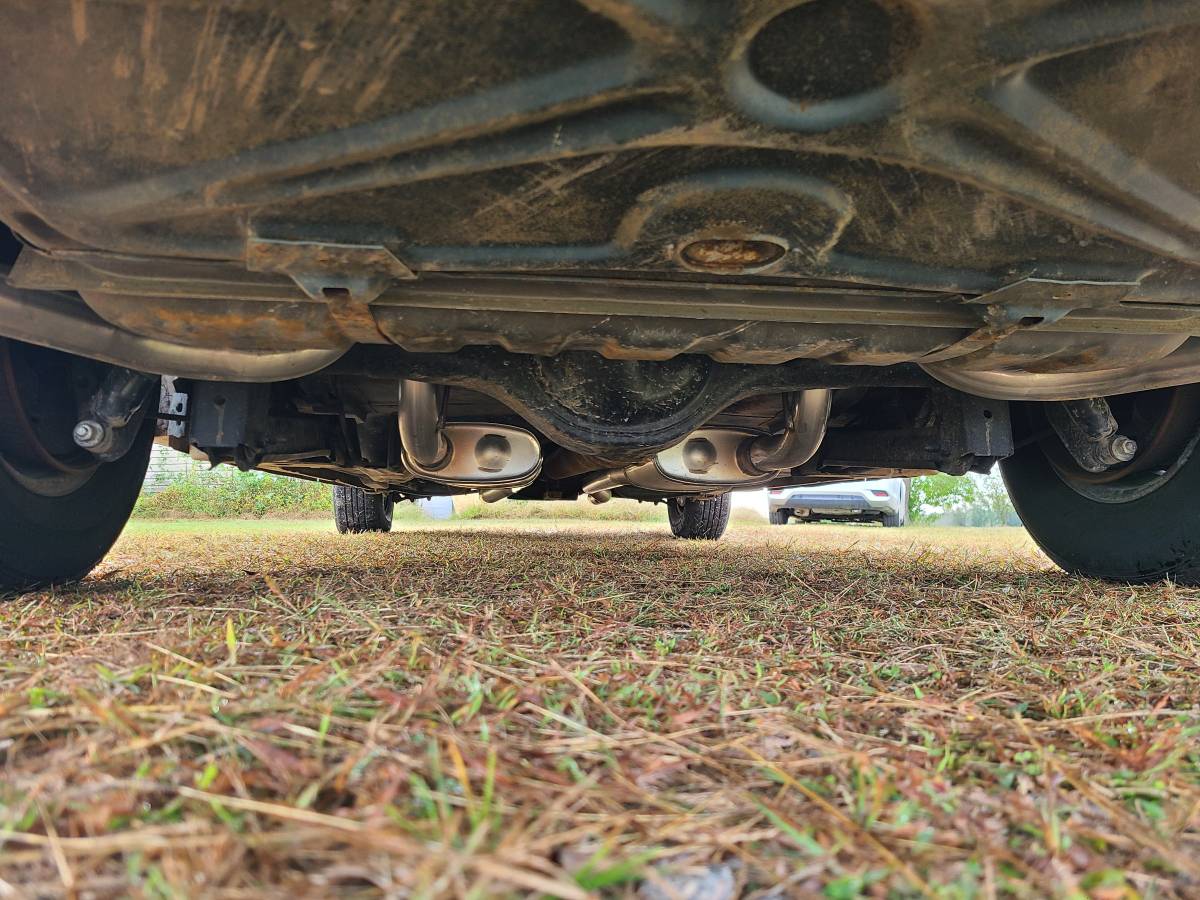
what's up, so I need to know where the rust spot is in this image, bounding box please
[70,0,88,46]
[679,238,786,273]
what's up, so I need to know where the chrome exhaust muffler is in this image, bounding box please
[397,379,542,489]
[582,389,831,497]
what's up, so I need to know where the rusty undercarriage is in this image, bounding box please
[3,1,1200,586]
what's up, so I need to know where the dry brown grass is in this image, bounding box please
[2,522,1199,898]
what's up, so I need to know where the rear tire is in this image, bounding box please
[0,426,153,593]
[333,486,394,533]
[882,511,901,527]
[769,509,789,525]
[0,340,154,593]
[668,494,731,540]
[1001,391,1200,584]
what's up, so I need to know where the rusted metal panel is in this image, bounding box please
[0,0,1198,386]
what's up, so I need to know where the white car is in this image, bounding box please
[768,479,909,527]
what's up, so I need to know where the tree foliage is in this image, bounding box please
[908,472,1016,526]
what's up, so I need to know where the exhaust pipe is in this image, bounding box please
[398,379,450,470]
[738,389,831,475]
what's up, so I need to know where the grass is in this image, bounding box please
[122,519,338,536]
[1,521,1198,897]
[453,497,669,523]
[133,471,335,520]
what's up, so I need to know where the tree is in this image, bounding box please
[970,471,1017,526]
[907,474,977,523]
[907,472,1018,526]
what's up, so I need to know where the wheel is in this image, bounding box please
[668,494,731,540]
[769,508,789,525]
[0,339,154,593]
[333,486,394,533]
[881,511,901,527]
[1001,387,1200,584]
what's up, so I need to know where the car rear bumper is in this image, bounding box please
[770,491,896,517]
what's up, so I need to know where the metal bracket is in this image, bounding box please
[158,380,189,439]
[965,277,1139,311]
[245,238,415,299]
[246,237,415,343]
[922,278,1140,363]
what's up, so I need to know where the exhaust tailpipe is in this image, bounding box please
[737,389,831,475]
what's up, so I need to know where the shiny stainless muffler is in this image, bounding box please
[582,389,831,499]
[395,380,829,500]
[397,379,542,490]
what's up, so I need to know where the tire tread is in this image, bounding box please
[333,486,393,533]
[669,495,731,540]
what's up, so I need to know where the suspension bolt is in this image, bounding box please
[1110,434,1138,463]
[72,419,108,450]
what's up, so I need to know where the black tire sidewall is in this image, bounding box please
[0,419,153,590]
[1001,437,1200,583]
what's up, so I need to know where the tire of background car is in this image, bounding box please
[1001,388,1200,584]
[768,508,788,525]
[668,494,731,540]
[881,510,902,527]
[333,486,394,533]
[0,339,155,593]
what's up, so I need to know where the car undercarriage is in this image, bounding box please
[3,0,1200,587]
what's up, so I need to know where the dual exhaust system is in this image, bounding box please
[396,379,831,500]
